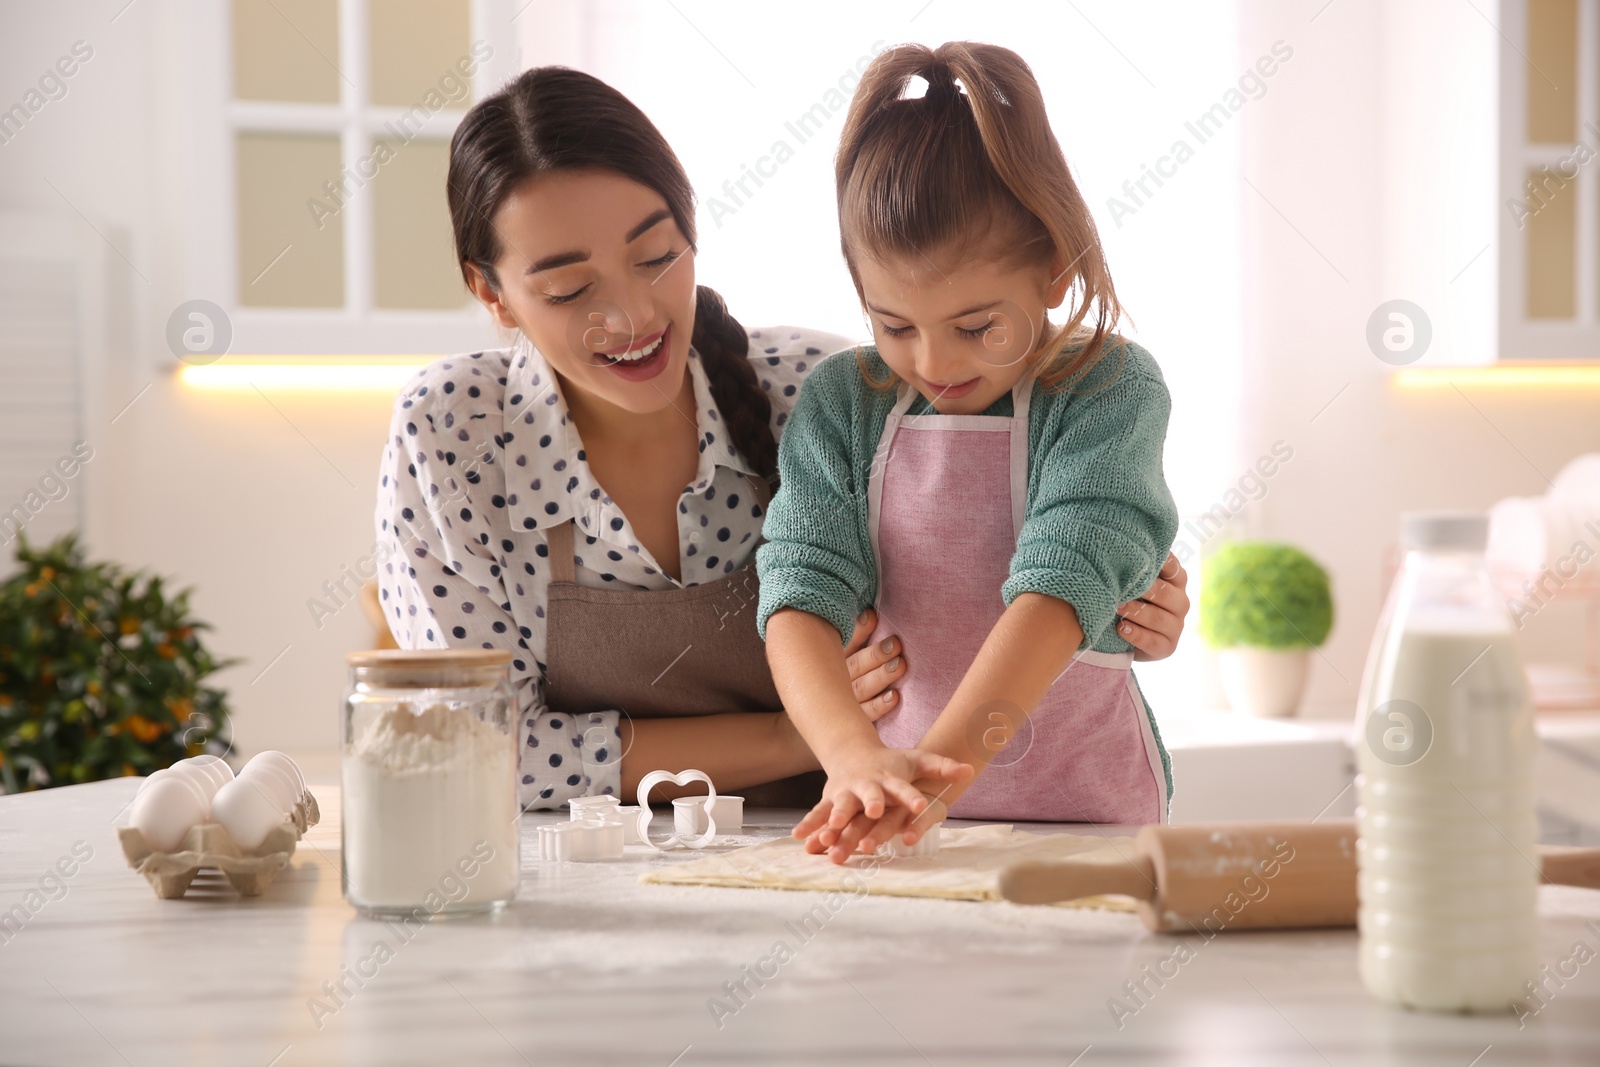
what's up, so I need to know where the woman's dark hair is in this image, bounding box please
[447,67,778,482]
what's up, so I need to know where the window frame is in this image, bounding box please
[1499,0,1600,360]
[176,0,515,356]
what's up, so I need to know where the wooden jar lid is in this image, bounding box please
[345,648,512,686]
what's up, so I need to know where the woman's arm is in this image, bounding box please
[1120,553,1190,661]
[613,606,905,801]
[617,713,814,801]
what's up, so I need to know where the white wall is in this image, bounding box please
[525,0,1248,717]
[3,0,1596,769]
[1230,0,1600,720]
[1,2,400,756]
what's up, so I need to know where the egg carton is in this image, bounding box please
[117,791,320,899]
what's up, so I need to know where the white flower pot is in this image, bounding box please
[1217,647,1311,718]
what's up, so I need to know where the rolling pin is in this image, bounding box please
[998,820,1600,933]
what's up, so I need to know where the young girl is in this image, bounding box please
[756,42,1179,862]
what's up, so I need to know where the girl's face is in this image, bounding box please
[467,168,697,415]
[856,247,1070,415]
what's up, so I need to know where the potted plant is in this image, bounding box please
[0,533,235,792]
[1199,541,1334,717]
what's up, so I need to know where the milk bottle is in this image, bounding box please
[1355,513,1537,1011]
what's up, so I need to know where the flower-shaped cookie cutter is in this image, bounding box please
[635,768,718,851]
[567,795,646,844]
[538,819,623,862]
[567,795,622,821]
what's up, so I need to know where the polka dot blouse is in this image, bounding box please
[374,326,851,810]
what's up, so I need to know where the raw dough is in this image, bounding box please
[641,824,1142,912]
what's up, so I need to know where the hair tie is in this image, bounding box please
[924,70,959,99]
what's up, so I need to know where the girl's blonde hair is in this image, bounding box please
[835,41,1124,391]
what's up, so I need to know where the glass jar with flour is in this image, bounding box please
[342,650,520,918]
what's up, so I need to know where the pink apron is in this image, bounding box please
[866,376,1168,824]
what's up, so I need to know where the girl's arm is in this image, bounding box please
[804,592,1083,858]
[768,606,974,830]
[766,608,885,767]
[911,592,1084,784]
[754,355,970,828]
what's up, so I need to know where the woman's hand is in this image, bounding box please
[842,608,904,722]
[793,744,972,865]
[1117,553,1190,662]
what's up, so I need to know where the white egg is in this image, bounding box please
[164,762,224,805]
[182,754,235,791]
[212,777,289,850]
[139,767,213,816]
[130,776,208,852]
[244,751,304,795]
[236,763,298,814]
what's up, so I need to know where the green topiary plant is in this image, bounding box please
[1199,541,1334,650]
[0,533,236,792]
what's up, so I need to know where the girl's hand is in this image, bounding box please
[1118,553,1190,662]
[842,608,904,722]
[793,745,971,864]
[807,778,952,861]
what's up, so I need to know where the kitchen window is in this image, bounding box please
[174,0,514,355]
[1500,0,1600,359]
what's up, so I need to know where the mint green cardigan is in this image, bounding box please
[754,340,1179,653]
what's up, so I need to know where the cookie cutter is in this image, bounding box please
[635,769,717,851]
[888,825,941,858]
[566,795,647,845]
[537,818,623,862]
[614,806,643,845]
[672,794,744,838]
[567,795,622,821]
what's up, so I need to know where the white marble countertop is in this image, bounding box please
[2,778,1598,1066]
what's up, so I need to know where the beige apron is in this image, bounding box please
[541,496,824,808]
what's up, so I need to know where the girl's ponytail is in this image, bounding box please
[691,285,778,486]
[836,42,1124,390]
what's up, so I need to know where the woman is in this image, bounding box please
[373,66,1191,809]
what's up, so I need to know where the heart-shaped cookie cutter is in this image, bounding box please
[635,768,718,851]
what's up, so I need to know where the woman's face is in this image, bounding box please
[856,245,1069,415]
[469,168,697,414]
